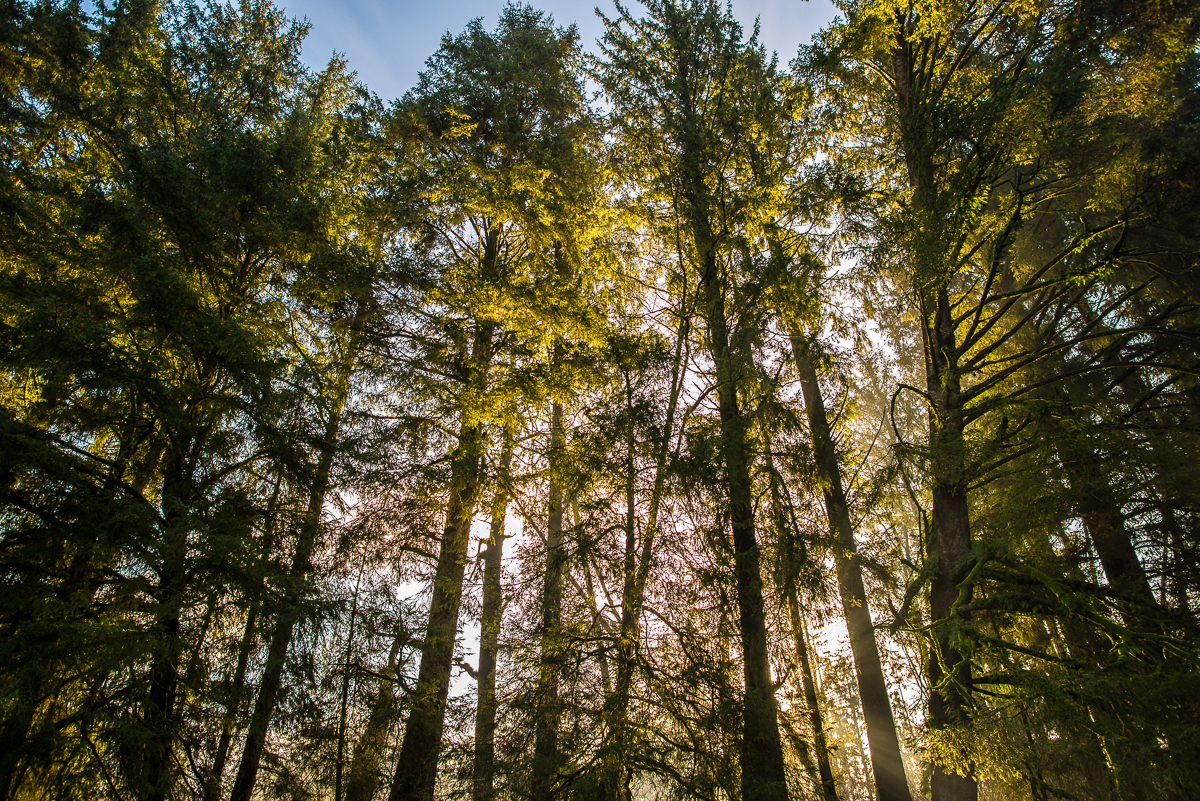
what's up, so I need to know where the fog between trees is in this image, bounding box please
[1,1,1198,801]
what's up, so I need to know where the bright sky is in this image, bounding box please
[275,0,841,102]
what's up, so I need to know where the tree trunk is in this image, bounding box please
[598,374,643,801]
[230,311,364,801]
[786,590,837,801]
[891,30,979,800]
[602,375,641,801]
[1043,377,1155,606]
[473,433,512,801]
[228,466,337,801]
[387,224,499,801]
[764,427,837,801]
[1071,459,1155,604]
[337,572,364,801]
[385,417,486,801]
[696,246,788,801]
[531,400,565,801]
[923,287,978,801]
[207,590,260,801]
[790,336,913,801]
[761,419,838,801]
[143,443,194,801]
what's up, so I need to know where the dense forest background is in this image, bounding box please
[2,1,1199,800]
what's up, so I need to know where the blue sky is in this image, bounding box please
[274,0,841,102]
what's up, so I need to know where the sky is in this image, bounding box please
[274,0,842,102]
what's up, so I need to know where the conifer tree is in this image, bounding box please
[383,7,598,799]
[809,1,1200,797]
[596,3,793,798]
[1,2,1198,800]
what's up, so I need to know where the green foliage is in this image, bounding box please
[1,2,1198,801]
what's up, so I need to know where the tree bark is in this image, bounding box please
[473,433,512,801]
[207,589,260,801]
[891,30,979,801]
[207,478,282,801]
[1071,458,1155,604]
[602,374,642,801]
[386,418,486,801]
[789,336,913,801]
[606,8,789,795]
[923,287,978,801]
[786,590,837,801]
[764,429,837,801]
[696,249,788,801]
[387,309,494,801]
[1044,379,1155,606]
[336,572,363,801]
[531,400,566,801]
[143,442,194,801]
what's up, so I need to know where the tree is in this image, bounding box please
[2,2,1198,799]
[596,3,794,798]
[809,1,1200,797]
[0,2,383,797]
[383,7,597,799]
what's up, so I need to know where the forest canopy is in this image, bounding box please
[1,1,1198,800]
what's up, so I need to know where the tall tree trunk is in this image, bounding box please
[1046,378,1155,606]
[1070,456,1155,604]
[763,428,837,801]
[386,421,486,801]
[531,400,565,801]
[387,312,494,801]
[789,336,913,801]
[603,374,640,801]
[230,310,364,801]
[207,588,260,801]
[1051,428,1154,801]
[786,590,837,801]
[891,31,979,801]
[532,241,576,801]
[143,441,195,801]
[598,374,642,801]
[616,10,789,794]
[923,286,978,801]
[695,242,788,801]
[473,433,512,801]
